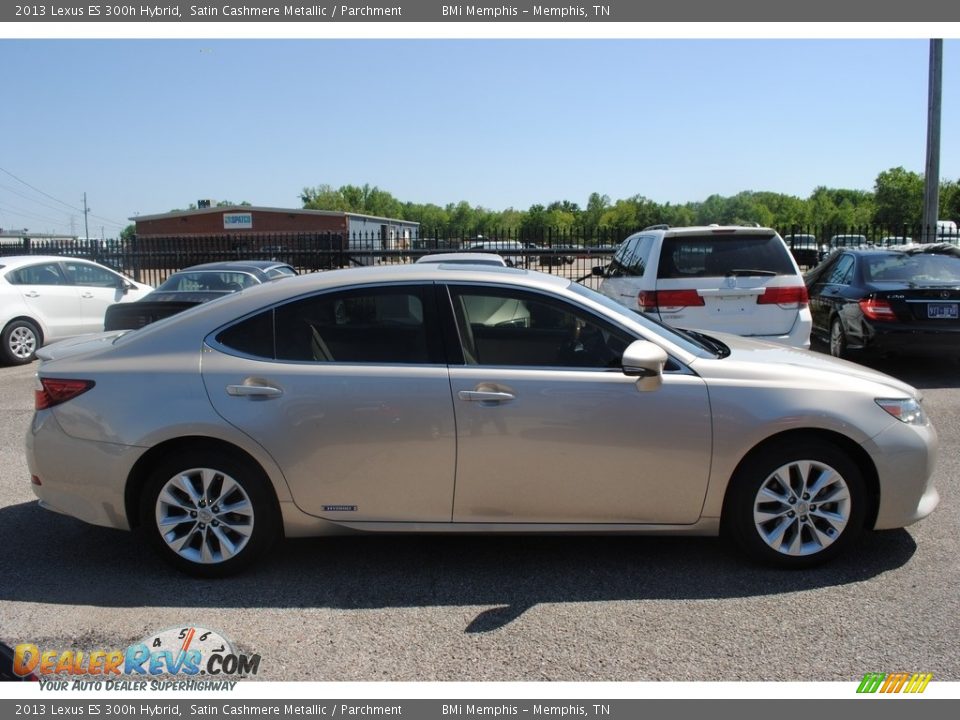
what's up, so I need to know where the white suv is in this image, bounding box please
[594,226,812,348]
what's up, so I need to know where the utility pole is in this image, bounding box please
[922,39,943,242]
[83,192,90,243]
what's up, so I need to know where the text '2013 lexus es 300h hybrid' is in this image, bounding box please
[26,264,938,576]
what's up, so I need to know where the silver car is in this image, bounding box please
[26,265,939,576]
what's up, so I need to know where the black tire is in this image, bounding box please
[140,449,280,577]
[829,317,848,359]
[723,440,866,568]
[1,319,40,365]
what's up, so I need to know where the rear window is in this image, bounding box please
[657,234,796,279]
[864,253,960,284]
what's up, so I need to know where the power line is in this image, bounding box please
[0,165,128,229]
[0,165,84,213]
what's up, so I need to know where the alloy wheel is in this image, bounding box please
[155,467,255,564]
[752,459,851,557]
[8,325,37,360]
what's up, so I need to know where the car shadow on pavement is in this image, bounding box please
[0,501,917,632]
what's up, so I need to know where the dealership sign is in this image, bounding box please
[223,213,253,230]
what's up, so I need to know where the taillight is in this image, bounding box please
[758,286,809,308]
[859,298,896,321]
[638,290,705,313]
[35,378,95,410]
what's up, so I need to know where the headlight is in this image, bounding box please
[876,398,927,425]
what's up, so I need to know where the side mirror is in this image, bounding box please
[591,265,605,277]
[621,340,667,392]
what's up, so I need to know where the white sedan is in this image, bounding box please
[0,255,152,364]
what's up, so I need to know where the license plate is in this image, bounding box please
[927,303,958,319]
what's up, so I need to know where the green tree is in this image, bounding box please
[873,167,923,227]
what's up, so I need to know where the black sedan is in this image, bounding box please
[104,261,296,331]
[806,244,960,358]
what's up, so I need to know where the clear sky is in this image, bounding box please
[1,38,957,237]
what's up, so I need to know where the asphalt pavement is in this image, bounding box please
[0,353,957,681]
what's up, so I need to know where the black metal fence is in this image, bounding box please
[2,224,957,286]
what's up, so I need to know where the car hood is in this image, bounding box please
[689,332,920,399]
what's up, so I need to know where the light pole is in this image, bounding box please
[922,39,943,242]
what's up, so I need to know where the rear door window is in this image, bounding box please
[215,285,443,364]
[610,234,655,277]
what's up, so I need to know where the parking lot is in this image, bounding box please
[0,352,958,682]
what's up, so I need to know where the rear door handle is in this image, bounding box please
[457,390,515,404]
[226,383,283,398]
[24,291,39,298]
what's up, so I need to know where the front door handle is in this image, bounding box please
[226,383,283,398]
[24,291,39,298]
[457,390,515,404]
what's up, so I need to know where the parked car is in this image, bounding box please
[828,234,868,250]
[467,240,526,267]
[806,243,960,358]
[27,264,937,576]
[104,260,296,331]
[0,255,152,365]
[416,252,507,266]
[877,236,912,247]
[783,234,823,268]
[593,226,811,348]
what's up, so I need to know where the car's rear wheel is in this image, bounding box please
[1,319,40,365]
[724,441,866,568]
[140,450,279,577]
[829,317,848,359]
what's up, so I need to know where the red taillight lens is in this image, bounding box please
[638,290,705,313]
[35,378,95,410]
[859,298,896,321]
[758,286,809,308]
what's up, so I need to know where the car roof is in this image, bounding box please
[178,261,291,272]
[416,252,507,265]
[0,255,100,267]
[825,243,960,257]
[625,225,780,240]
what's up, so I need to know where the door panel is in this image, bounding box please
[201,283,456,522]
[202,350,457,522]
[450,368,711,524]
[445,283,712,525]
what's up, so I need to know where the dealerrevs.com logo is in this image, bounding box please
[857,672,933,694]
[14,626,260,691]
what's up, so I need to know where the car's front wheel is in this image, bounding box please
[723,441,866,568]
[1,319,40,365]
[140,450,279,577]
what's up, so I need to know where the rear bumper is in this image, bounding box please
[26,409,143,531]
[860,323,960,355]
[745,307,813,349]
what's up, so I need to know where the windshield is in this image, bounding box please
[568,282,719,358]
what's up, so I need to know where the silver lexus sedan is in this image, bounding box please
[25,264,939,576]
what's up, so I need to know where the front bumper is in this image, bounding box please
[26,410,145,531]
[863,416,939,530]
